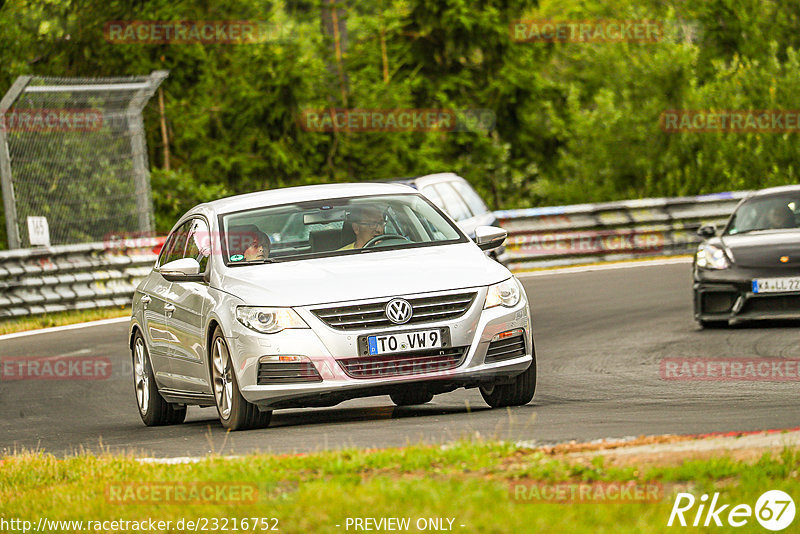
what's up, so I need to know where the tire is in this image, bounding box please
[390,390,434,406]
[210,327,272,431]
[480,355,537,408]
[132,332,187,426]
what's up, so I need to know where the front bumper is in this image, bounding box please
[227,286,533,408]
[694,266,800,323]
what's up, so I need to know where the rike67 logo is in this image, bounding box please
[668,490,795,531]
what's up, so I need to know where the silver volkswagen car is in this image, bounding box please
[129,183,535,430]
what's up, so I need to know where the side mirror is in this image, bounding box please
[159,258,204,282]
[697,224,717,239]
[475,225,507,251]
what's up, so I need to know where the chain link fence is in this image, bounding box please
[0,71,167,249]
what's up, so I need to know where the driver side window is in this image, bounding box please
[185,218,211,272]
[158,220,193,267]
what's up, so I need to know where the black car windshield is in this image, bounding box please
[725,194,800,235]
[220,193,466,264]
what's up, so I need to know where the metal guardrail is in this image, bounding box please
[0,191,750,318]
[0,238,163,318]
[495,191,749,271]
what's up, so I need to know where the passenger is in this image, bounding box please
[340,206,386,249]
[229,225,270,261]
[243,230,270,260]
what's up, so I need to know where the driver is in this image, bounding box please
[763,202,795,229]
[340,205,386,249]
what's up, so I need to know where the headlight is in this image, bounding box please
[696,244,731,270]
[235,306,309,334]
[484,277,522,308]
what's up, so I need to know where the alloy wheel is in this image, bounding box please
[212,337,233,419]
[133,337,149,414]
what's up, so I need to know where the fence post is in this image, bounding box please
[128,70,169,237]
[0,75,32,249]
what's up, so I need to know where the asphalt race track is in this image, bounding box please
[1,260,798,458]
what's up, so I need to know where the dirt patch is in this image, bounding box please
[538,429,800,468]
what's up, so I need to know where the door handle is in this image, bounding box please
[164,303,176,313]
[140,295,151,305]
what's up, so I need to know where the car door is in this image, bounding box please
[139,228,188,387]
[163,217,214,394]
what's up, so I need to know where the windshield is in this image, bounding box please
[725,194,800,235]
[219,193,466,264]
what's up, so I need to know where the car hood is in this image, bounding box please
[216,243,510,307]
[719,231,800,268]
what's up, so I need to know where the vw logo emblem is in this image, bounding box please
[385,298,413,324]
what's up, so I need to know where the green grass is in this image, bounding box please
[1,440,797,533]
[0,306,130,335]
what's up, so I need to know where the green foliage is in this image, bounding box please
[150,168,230,232]
[3,0,800,248]
[1,442,798,533]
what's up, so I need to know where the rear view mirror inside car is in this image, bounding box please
[303,208,346,225]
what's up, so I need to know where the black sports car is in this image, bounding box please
[694,185,800,327]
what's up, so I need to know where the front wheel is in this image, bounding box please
[132,332,186,426]
[480,355,537,408]
[211,327,271,431]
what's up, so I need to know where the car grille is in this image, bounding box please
[741,294,800,315]
[257,362,322,384]
[312,292,477,331]
[484,334,526,363]
[337,347,468,378]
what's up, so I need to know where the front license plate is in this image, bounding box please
[365,329,443,356]
[752,277,800,294]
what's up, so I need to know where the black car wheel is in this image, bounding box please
[480,355,537,408]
